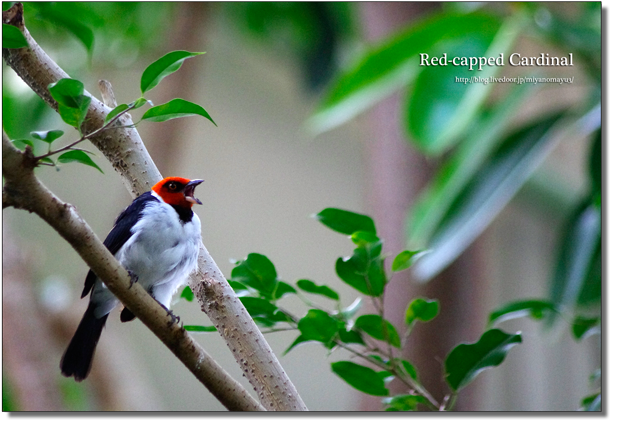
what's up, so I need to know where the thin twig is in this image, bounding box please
[3,131,265,411]
[33,104,135,161]
[260,327,297,334]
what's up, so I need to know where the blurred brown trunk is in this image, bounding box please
[359,2,486,410]
[146,2,211,176]
[3,222,64,411]
[3,218,159,411]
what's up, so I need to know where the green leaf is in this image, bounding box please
[406,82,533,253]
[3,23,28,49]
[550,201,601,313]
[131,97,148,109]
[48,79,92,129]
[392,250,424,272]
[141,98,216,125]
[405,298,439,325]
[231,253,279,299]
[296,279,339,300]
[58,100,91,129]
[55,15,94,54]
[283,334,310,355]
[314,208,376,235]
[238,296,288,326]
[533,4,601,76]
[488,299,557,326]
[581,393,601,411]
[180,285,194,302]
[336,251,386,297]
[355,315,401,348]
[383,394,430,411]
[406,14,524,155]
[331,361,389,396]
[184,325,217,332]
[297,309,338,344]
[578,243,601,306]
[140,51,205,94]
[368,354,387,365]
[588,129,602,197]
[227,280,250,295]
[376,371,394,383]
[48,79,87,109]
[399,359,418,382]
[336,234,385,297]
[30,130,64,144]
[11,139,34,151]
[338,328,365,345]
[39,157,55,166]
[350,231,380,246]
[411,109,580,282]
[274,281,296,299]
[104,104,130,125]
[445,328,522,392]
[572,316,600,340]
[308,13,502,134]
[57,150,103,173]
[33,2,95,54]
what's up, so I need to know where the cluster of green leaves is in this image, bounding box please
[184,208,522,411]
[483,127,602,411]
[310,3,601,284]
[307,3,601,410]
[8,2,175,61]
[4,37,215,170]
[2,2,177,145]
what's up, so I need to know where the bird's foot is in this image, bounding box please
[165,308,181,327]
[156,300,180,326]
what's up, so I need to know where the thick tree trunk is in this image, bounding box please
[359,2,486,410]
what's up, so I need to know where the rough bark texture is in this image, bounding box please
[2,4,159,197]
[3,132,265,412]
[3,2,306,411]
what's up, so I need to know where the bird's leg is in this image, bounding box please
[165,308,181,327]
[153,299,181,326]
[127,270,139,288]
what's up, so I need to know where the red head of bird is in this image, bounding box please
[151,177,203,209]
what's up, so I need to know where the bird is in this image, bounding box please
[60,176,204,381]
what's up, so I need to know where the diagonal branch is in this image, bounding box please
[2,131,264,412]
[3,2,307,411]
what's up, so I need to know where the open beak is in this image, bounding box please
[184,179,203,205]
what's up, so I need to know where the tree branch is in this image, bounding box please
[2,3,159,197]
[3,2,307,411]
[2,131,264,412]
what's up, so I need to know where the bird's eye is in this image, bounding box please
[168,182,177,191]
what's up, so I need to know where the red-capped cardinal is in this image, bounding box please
[60,177,203,381]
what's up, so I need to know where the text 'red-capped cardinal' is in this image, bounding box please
[60,177,204,381]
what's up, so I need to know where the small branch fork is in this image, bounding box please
[2,131,264,411]
[3,2,307,411]
[280,305,441,410]
[33,103,136,162]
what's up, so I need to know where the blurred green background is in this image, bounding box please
[3,2,600,411]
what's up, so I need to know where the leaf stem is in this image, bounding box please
[33,104,135,161]
[260,327,297,334]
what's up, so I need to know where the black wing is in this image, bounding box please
[81,192,158,298]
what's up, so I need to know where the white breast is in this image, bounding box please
[91,196,201,317]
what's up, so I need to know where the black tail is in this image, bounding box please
[60,303,108,381]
